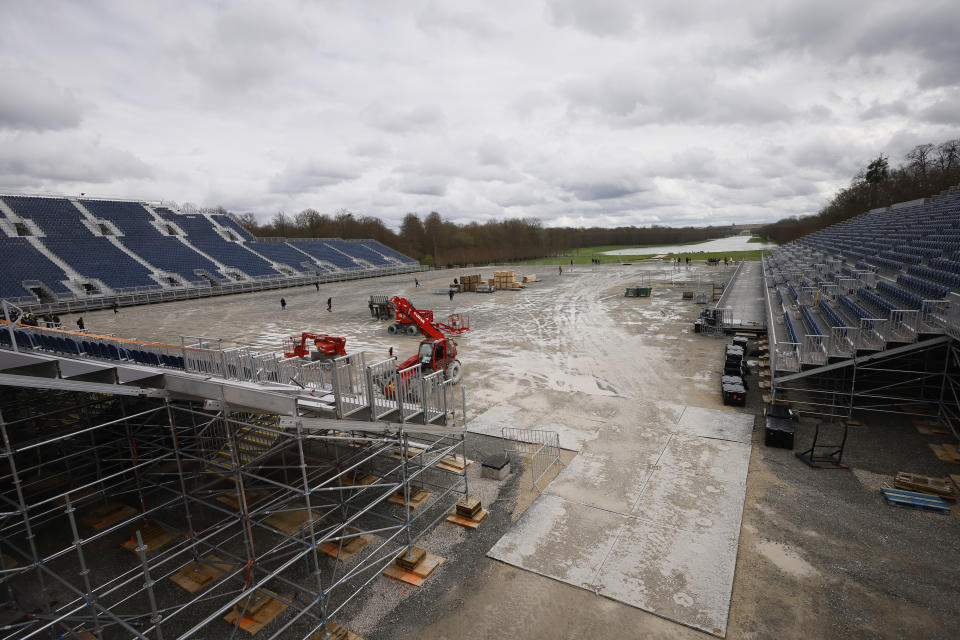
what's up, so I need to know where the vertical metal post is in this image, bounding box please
[134,529,165,640]
[400,429,412,548]
[2,300,18,352]
[164,398,199,560]
[224,400,257,588]
[64,494,102,638]
[296,419,326,603]
[366,365,376,420]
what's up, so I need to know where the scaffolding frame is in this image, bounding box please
[0,376,469,639]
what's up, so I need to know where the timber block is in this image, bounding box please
[122,523,174,554]
[395,545,426,571]
[387,489,431,508]
[223,589,288,635]
[447,508,489,529]
[383,551,445,586]
[171,554,235,593]
[456,497,482,518]
[308,622,363,640]
[263,506,320,535]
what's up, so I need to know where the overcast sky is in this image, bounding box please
[1,1,958,230]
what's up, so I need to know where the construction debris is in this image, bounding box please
[894,472,958,501]
[881,488,951,515]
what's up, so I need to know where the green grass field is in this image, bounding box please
[515,247,768,265]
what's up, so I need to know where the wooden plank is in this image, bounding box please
[81,503,138,530]
[341,473,378,487]
[894,473,957,501]
[308,622,363,640]
[386,489,431,508]
[223,590,288,635]
[170,554,235,594]
[950,474,960,493]
[2,554,18,569]
[263,507,321,535]
[122,523,174,554]
[446,508,489,529]
[382,552,445,586]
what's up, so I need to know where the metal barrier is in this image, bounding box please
[830,326,857,356]
[501,427,562,490]
[801,334,828,365]
[856,317,886,350]
[367,357,400,420]
[885,309,918,343]
[774,341,801,373]
[421,370,450,424]
[331,353,370,418]
[920,300,948,334]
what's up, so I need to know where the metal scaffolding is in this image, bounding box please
[0,374,469,639]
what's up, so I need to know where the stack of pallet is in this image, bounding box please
[458,274,482,292]
[492,270,525,290]
[522,274,537,283]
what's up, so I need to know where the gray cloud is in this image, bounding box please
[0,68,82,131]
[270,160,362,194]
[545,0,640,37]
[0,131,151,185]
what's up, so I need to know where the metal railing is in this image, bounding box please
[501,427,562,490]
[801,334,828,366]
[885,309,918,343]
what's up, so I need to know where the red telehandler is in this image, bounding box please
[384,296,470,337]
[282,333,347,360]
[387,297,463,385]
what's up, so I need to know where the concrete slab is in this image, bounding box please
[487,493,628,588]
[596,519,740,636]
[657,434,751,486]
[630,469,747,534]
[674,406,754,444]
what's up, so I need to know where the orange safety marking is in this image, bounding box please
[1,319,206,352]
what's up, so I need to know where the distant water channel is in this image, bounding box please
[601,235,776,256]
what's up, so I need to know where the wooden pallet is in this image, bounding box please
[929,443,960,464]
[263,507,321,535]
[446,508,489,529]
[894,473,957,502]
[758,381,771,390]
[881,488,950,514]
[341,473,378,487]
[436,455,474,474]
[308,622,363,640]
[223,590,289,635]
[81,503,138,530]
[382,552,445,586]
[387,489,431,508]
[121,523,174,554]
[170,554,235,594]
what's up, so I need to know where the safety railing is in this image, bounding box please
[501,427,562,490]
[830,326,857,357]
[367,357,401,420]
[421,370,450,424]
[801,334,828,366]
[856,317,886,350]
[331,353,370,418]
[919,300,949,334]
[774,341,801,372]
[884,309,918,343]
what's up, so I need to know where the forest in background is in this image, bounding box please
[228,209,741,266]
[757,138,960,244]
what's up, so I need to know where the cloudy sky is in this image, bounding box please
[1,1,958,229]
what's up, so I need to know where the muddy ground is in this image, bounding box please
[67,263,960,639]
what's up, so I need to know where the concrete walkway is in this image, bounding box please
[475,394,753,637]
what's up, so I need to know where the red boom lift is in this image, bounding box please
[388,297,463,385]
[283,333,347,360]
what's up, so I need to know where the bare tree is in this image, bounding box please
[906,143,935,181]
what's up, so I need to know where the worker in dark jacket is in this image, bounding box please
[281,297,287,311]
[327,297,332,312]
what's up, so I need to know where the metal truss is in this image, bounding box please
[1,383,468,639]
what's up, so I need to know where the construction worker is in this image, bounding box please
[112,300,119,314]
[448,288,454,301]
[327,297,332,312]
[558,265,562,276]
[77,317,85,331]
[314,281,319,291]
[281,297,287,311]
[415,278,419,288]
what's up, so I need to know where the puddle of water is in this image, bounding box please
[755,540,818,578]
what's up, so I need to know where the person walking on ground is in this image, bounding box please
[327,297,332,312]
[112,301,119,314]
[281,297,287,311]
[558,265,562,276]
[314,281,319,292]
[77,317,85,331]
[415,278,419,288]
[448,288,454,301]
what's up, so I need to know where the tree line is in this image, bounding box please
[757,138,960,245]
[226,208,740,266]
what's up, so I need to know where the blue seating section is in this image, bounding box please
[250,242,327,273]
[877,281,924,310]
[288,241,362,270]
[80,200,223,284]
[0,195,419,301]
[0,327,185,369]
[838,295,875,322]
[908,265,960,289]
[784,313,799,344]
[896,273,947,300]
[858,289,897,315]
[362,240,417,264]
[324,239,392,266]
[800,305,822,336]
[819,300,846,328]
[0,236,73,298]
[3,196,157,289]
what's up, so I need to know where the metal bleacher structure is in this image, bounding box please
[764,185,960,437]
[0,194,424,314]
[0,196,476,639]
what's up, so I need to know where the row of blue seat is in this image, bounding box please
[784,313,799,344]
[800,305,822,336]
[858,289,896,315]
[819,300,846,328]
[877,281,924,310]
[908,265,960,290]
[0,329,185,369]
[896,274,948,300]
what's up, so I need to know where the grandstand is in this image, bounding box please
[763,185,960,433]
[0,194,421,312]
